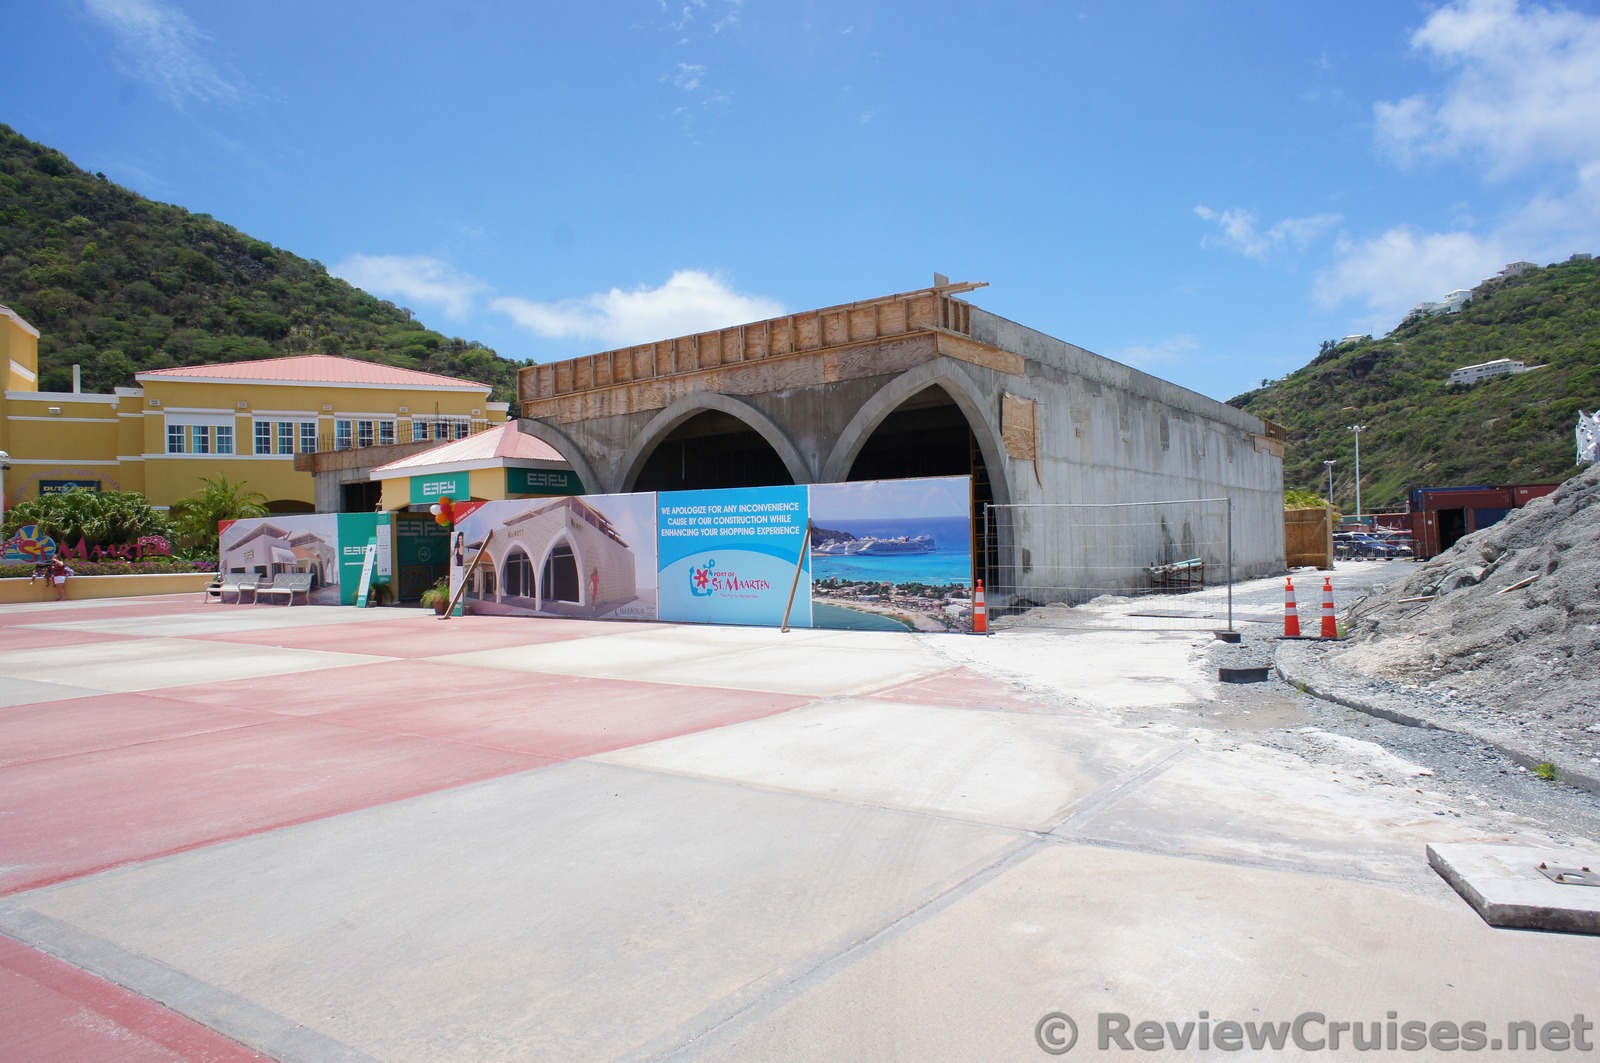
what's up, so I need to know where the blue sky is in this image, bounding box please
[5,1,1598,402]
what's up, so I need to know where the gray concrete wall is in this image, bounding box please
[517,302,1284,598]
[964,307,1283,593]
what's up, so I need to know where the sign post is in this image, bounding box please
[354,537,378,608]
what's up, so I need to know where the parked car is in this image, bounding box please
[1334,532,1411,560]
[1370,530,1416,557]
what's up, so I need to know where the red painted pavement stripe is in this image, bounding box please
[0,933,269,1062]
[0,695,264,768]
[189,615,597,657]
[861,665,1056,712]
[309,669,809,759]
[0,717,553,896]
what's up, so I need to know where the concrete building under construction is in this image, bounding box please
[515,280,1285,604]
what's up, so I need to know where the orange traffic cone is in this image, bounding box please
[1283,577,1301,638]
[972,579,988,635]
[1320,577,1338,639]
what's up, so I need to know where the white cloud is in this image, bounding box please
[331,254,489,318]
[491,270,785,347]
[1107,335,1201,371]
[1316,161,1600,330]
[1320,0,1600,330]
[1375,0,1600,177]
[1195,205,1341,260]
[1314,227,1509,330]
[672,62,706,91]
[83,0,237,108]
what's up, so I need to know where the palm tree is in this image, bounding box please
[169,476,268,553]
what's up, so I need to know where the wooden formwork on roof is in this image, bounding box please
[518,282,1018,424]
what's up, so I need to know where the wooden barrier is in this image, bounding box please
[1284,506,1334,570]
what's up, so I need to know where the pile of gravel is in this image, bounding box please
[1318,463,1600,769]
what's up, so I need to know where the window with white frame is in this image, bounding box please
[334,417,394,449]
[411,415,470,441]
[254,418,318,456]
[164,413,237,455]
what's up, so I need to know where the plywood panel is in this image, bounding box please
[938,333,1025,375]
[1002,393,1038,462]
[827,335,938,381]
[1285,507,1333,570]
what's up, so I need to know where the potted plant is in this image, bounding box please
[420,576,451,615]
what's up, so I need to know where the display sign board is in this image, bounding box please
[207,477,972,629]
[657,485,811,628]
[507,468,582,496]
[40,480,102,495]
[354,538,378,608]
[409,472,469,506]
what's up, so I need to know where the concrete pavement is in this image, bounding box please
[1,584,1596,1061]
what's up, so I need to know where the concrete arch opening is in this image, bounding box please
[631,410,797,493]
[843,383,999,581]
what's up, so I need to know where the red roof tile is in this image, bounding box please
[371,422,566,474]
[136,355,488,390]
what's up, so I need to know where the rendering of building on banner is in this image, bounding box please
[459,494,653,620]
[514,277,1285,607]
[217,513,391,606]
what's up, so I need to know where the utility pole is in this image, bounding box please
[1347,425,1367,523]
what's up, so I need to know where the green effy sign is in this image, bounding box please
[507,467,582,495]
[409,472,469,505]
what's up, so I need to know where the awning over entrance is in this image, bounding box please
[369,422,581,510]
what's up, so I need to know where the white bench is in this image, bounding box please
[245,571,314,606]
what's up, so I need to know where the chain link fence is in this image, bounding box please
[982,497,1236,631]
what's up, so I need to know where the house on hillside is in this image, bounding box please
[1448,358,1542,386]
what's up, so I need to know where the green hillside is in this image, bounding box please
[0,124,521,405]
[1232,257,1600,509]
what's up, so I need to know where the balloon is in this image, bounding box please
[429,504,441,517]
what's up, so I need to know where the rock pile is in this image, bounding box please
[1323,463,1599,766]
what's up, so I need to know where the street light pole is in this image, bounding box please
[1323,459,1336,508]
[1347,425,1366,524]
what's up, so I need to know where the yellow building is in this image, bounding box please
[1,303,508,513]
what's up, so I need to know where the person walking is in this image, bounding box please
[48,555,71,601]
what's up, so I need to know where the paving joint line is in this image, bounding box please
[0,912,381,1063]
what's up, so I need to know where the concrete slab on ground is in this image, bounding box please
[592,698,1170,831]
[0,637,391,699]
[1428,842,1600,934]
[434,624,950,697]
[2,587,1597,1061]
[671,843,1600,1062]
[0,760,1020,1063]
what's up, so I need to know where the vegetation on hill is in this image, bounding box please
[0,124,522,405]
[1232,257,1600,509]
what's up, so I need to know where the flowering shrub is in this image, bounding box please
[0,558,216,578]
